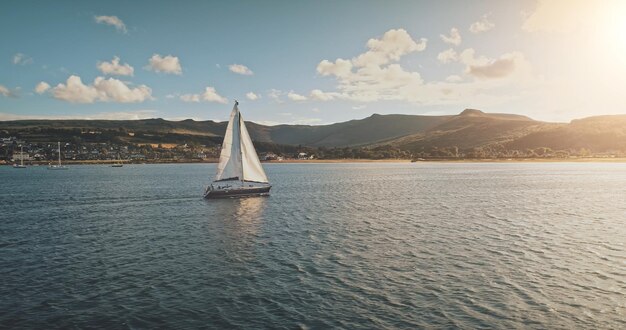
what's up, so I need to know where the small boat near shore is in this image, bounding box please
[13,145,27,168]
[111,154,123,167]
[204,101,271,199]
[48,142,68,170]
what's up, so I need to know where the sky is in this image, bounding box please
[1,0,626,124]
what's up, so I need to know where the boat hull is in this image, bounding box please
[204,185,271,199]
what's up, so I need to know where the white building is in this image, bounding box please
[12,153,31,161]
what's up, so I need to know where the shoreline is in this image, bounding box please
[3,157,626,166]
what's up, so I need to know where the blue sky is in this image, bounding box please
[1,0,625,124]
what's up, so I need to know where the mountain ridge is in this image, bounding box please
[2,109,626,155]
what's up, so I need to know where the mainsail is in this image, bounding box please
[214,102,269,183]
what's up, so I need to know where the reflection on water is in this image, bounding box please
[234,196,267,221]
[207,197,268,262]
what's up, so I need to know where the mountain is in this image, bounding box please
[1,118,227,137]
[2,109,626,155]
[506,115,626,151]
[380,109,560,150]
[0,113,450,148]
[247,113,448,147]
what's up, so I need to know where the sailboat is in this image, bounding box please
[13,145,27,168]
[48,142,68,170]
[204,101,271,198]
[111,154,123,167]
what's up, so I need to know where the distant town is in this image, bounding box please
[0,136,318,165]
[3,134,623,166]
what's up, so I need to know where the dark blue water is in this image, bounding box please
[1,163,625,329]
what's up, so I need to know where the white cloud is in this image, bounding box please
[0,85,15,97]
[35,81,50,94]
[315,62,424,103]
[94,15,127,33]
[287,91,307,101]
[352,105,366,110]
[468,58,517,79]
[440,28,461,46]
[314,29,429,103]
[437,48,458,63]
[458,49,530,80]
[146,54,182,75]
[352,29,427,67]
[309,89,339,101]
[436,48,531,81]
[470,15,495,33]
[180,94,200,102]
[93,78,152,103]
[0,110,157,121]
[312,107,320,113]
[13,53,33,65]
[97,56,134,76]
[51,75,152,103]
[180,87,227,104]
[246,92,259,100]
[229,64,253,75]
[317,58,353,77]
[202,87,228,103]
[310,27,537,108]
[315,29,428,92]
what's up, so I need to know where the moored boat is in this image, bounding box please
[48,142,68,170]
[13,145,27,168]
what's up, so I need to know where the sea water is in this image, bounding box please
[1,163,624,328]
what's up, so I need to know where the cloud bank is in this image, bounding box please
[51,75,152,103]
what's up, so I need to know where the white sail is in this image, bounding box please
[213,102,269,184]
[214,105,243,181]
[240,113,269,183]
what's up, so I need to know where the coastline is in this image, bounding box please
[3,157,626,166]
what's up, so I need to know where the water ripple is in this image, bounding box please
[0,163,625,328]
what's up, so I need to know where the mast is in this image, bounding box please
[20,145,24,166]
[58,142,61,166]
[238,101,244,186]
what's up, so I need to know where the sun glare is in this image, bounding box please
[599,1,626,62]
